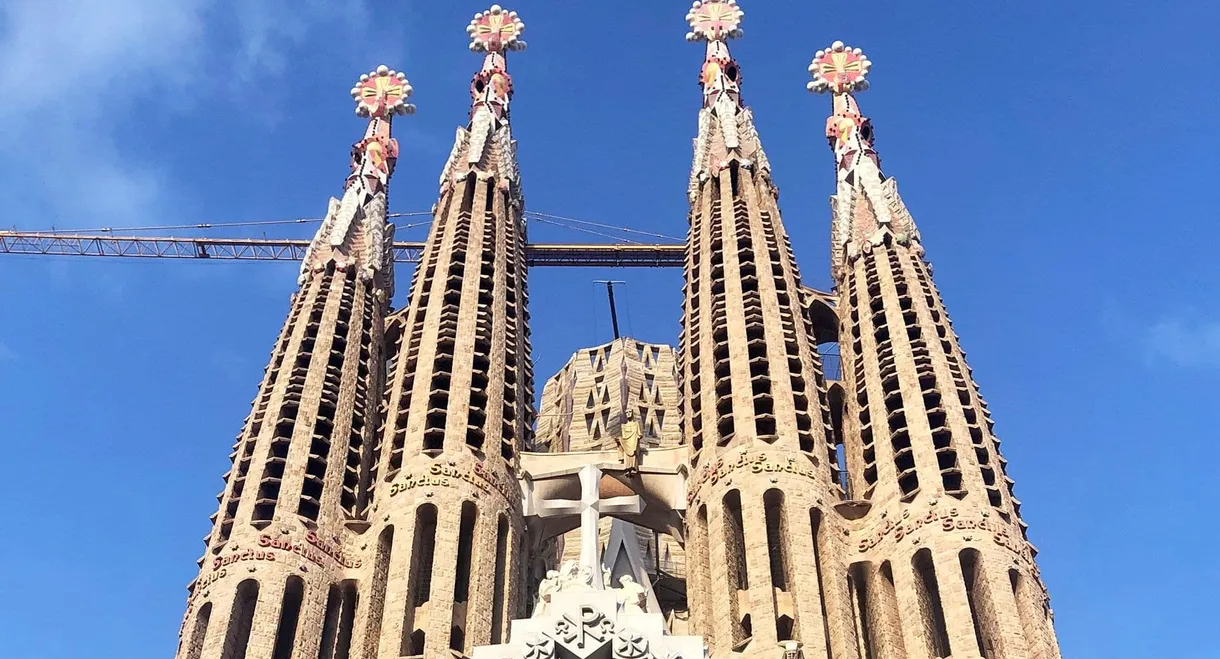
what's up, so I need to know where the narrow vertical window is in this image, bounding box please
[450,501,478,654]
[491,516,509,644]
[810,509,833,655]
[185,602,211,659]
[454,502,477,603]
[401,504,437,656]
[359,527,393,659]
[960,550,995,658]
[912,549,951,658]
[222,579,259,659]
[724,490,749,643]
[764,490,789,591]
[764,490,796,641]
[693,506,712,632]
[318,585,342,659]
[334,581,358,659]
[724,491,749,591]
[849,563,874,659]
[272,577,304,659]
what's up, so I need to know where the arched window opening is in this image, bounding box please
[724,491,748,591]
[959,550,996,657]
[848,563,875,659]
[912,549,951,658]
[222,579,259,659]
[359,527,393,659]
[413,504,438,606]
[271,577,304,659]
[764,490,789,592]
[454,502,478,603]
[491,516,510,644]
[184,602,211,659]
[400,505,437,657]
[724,491,750,645]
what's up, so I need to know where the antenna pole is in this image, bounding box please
[594,280,626,339]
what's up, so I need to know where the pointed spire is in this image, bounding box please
[809,42,920,281]
[300,65,415,290]
[685,0,770,201]
[440,5,527,196]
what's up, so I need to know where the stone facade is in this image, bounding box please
[172,5,1065,659]
[535,338,687,611]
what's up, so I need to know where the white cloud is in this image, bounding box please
[0,0,373,227]
[0,340,15,361]
[1146,317,1220,369]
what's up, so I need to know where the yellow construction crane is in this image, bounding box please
[0,230,685,268]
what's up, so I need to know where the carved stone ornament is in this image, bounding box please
[613,630,650,659]
[524,634,556,659]
[806,41,871,94]
[350,65,416,118]
[553,606,617,657]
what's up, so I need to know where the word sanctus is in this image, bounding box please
[390,461,520,508]
[257,534,363,569]
[688,452,822,504]
[212,547,277,570]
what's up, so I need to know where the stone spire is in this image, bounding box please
[176,66,413,659]
[300,65,416,294]
[678,2,854,657]
[807,42,919,283]
[811,44,1063,659]
[361,6,534,657]
[685,0,771,202]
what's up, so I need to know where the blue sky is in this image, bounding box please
[1,0,1217,657]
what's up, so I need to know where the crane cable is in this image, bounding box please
[524,211,683,243]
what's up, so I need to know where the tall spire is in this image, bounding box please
[439,4,526,198]
[364,7,535,656]
[679,3,852,656]
[299,66,415,294]
[808,42,920,283]
[812,43,1062,659]
[685,0,770,202]
[177,65,412,659]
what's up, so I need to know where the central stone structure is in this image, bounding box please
[172,4,1066,659]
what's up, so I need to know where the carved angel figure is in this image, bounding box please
[616,575,648,614]
[533,569,560,617]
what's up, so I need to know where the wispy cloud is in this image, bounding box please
[0,0,373,228]
[0,340,16,361]
[1146,317,1220,369]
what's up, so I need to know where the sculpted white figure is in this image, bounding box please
[616,574,648,614]
[533,569,561,617]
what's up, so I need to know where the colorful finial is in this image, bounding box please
[686,0,744,42]
[467,5,527,53]
[807,41,871,94]
[350,65,416,119]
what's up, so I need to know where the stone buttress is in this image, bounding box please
[678,3,855,658]
[175,66,416,659]
[809,41,1063,659]
[359,7,534,658]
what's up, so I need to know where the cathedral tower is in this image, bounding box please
[176,66,415,659]
[678,2,855,657]
[810,42,1063,659]
[360,6,534,657]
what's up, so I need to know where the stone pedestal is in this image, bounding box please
[473,585,706,659]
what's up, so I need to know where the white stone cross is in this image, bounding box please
[534,464,642,590]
